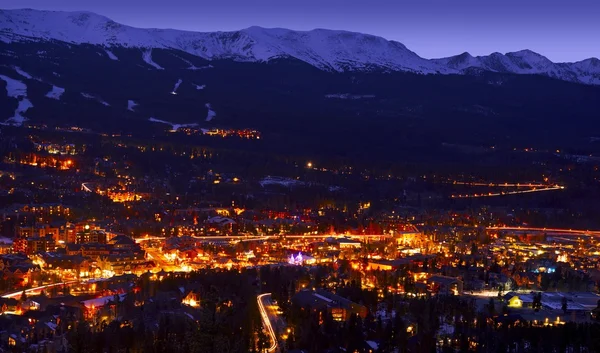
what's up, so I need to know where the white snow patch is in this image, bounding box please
[45,85,65,100]
[205,103,216,121]
[81,92,110,106]
[188,64,213,70]
[325,93,376,99]
[105,49,118,60]
[127,100,138,111]
[148,117,198,131]
[366,341,378,351]
[142,49,163,70]
[259,176,306,188]
[0,75,26,97]
[82,293,127,309]
[0,74,32,126]
[13,66,33,79]
[171,79,182,95]
[172,54,212,70]
[194,84,206,90]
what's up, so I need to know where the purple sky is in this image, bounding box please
[3,0,599,62]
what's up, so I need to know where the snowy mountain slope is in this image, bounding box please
[433,50,600,85]
[0,74,32,125]
[0,8,598,84]
[0,9,440,73]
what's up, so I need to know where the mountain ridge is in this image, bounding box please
[0,8,599,84]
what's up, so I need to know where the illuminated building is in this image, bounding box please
[288,252,316,265]
[427,275,463,295]
[292,289,368,322]
[76,230,108,244]
[182,290,201,307]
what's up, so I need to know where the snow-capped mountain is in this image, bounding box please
[0,8,599,84]
[432,51,600,85]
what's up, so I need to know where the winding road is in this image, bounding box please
[257,293,286,353]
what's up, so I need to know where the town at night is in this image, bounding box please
[1,1,600,352]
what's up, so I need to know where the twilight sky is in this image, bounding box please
[3,0,599,62]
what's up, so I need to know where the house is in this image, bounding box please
[109,234,138,251]
[292,289,368,322]
[335,238,362,249]
[503,292,533,308]
[3,264,40,287]
[76,230,108,244]
[0,298,18,314]
[182,290,201,307]
[489,273,513,291]
[21,298,41,312]
[427,275,463,295]
[368,258,411,271]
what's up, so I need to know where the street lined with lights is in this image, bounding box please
[451,185,564,199]
[257,293,278,353]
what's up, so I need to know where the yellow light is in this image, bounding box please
[307,162,313,168]
[213,180,220,184]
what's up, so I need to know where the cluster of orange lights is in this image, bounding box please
[107,191,143,202]
[19,155,74,170]
[170,127,261,139]
[203,128,261,139]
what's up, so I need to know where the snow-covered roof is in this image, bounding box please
[81,293,127,309]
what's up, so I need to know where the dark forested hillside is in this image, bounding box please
[2,39,600,163]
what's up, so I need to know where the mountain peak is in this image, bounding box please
[0,8,598,84]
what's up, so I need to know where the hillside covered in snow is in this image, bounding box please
[0,8,598,84]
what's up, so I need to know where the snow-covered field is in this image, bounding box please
[14,66,33,79]
[45,85,65,100]
[205,103,216,121]
[0,74,32,125]
[127,100,138,111]
[81,92,110,106]
[142,49,163,70]
[148,117,198,131]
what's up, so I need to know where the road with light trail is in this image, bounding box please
[136,234,392,244]
[2,281,79,299]
[257,293,282,353]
